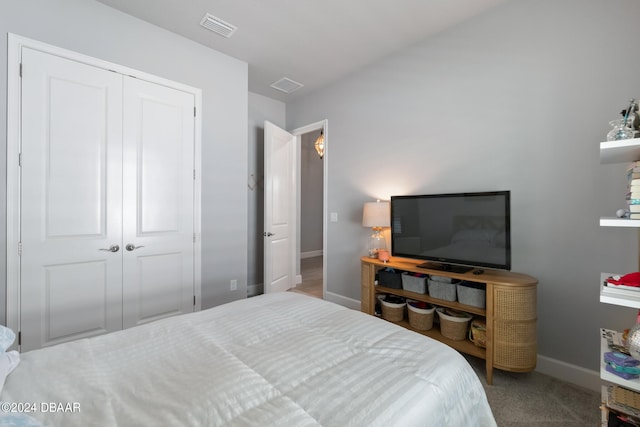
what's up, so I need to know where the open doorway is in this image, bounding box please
[290,120,327,299]
[295,129,324,298]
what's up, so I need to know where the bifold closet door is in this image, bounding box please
[20,48,124,351]
[121,77,195,328]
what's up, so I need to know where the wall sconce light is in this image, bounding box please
[362,200,390,258]
[314,131,324,159]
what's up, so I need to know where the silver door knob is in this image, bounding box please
[264,232,275,237]
[99,244,120,252]
[125,243,145,251]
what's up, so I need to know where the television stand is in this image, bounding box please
[417,261,473,274]
[360,256,537,385]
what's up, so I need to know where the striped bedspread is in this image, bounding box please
[1,292,496,426]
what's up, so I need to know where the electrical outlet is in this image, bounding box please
[230,279,237,291]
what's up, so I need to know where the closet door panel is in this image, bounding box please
[122,77,195,328]
[19,48,124,351]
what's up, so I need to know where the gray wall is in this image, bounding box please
[287,0,640,372]
[0,0,249,315]
[247,92,286,294]
[301,131,324,255]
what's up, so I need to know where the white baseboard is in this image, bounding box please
[301,250,323,259]
[324,291,361,310]
[536,354,600,392]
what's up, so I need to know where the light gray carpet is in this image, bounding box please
[464,355,601,426]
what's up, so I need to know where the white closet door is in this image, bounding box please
[20,48,124,351]
[122,77,195,328]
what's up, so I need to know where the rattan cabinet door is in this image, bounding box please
[492,284,537,372]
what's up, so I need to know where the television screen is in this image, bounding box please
[390,191,511,272]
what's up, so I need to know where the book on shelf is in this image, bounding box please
[629,171,640,180]
[628,205,640,213]
[626,192,640,199]
[602,329,630,355]
[626,198,640,205]
[630,179,640,187]
[604,283,640,297]
[629,185,640,193]
[603,276,640,296]
[630,214,640,220]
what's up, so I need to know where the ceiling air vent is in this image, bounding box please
[270,77,304,94]
[200,13,237,38]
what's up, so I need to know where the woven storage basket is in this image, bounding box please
[436,308,472,340]
[407,301,435,330]
[612,385,640,411]
[379,295,405,322]
[469,319,487,348]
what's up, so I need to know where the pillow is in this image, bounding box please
[0,412,45,427]
[0,327,15,353]
[0,351,20,391]
[0,325,20,394]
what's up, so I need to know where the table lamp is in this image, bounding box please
[362,200,390,258]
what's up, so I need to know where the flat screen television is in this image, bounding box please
[390,191,511,273]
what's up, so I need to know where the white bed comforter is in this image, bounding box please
[1,292,496,427]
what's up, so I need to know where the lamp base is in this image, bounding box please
[368,230,386,259]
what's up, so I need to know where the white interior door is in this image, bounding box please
[19,48,124,351]
[264,121,296,293]
[122,77,196,328]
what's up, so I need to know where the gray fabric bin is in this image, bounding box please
[401,273,428,294]
[377,270,402,289]
[456,282,486,308]
[427,279,457,301]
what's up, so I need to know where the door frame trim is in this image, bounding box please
[6,33,202,341]
[290,120,328,299]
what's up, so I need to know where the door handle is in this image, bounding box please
[264,232,275,237]
[125,243,145,251]
[99,244,120,252]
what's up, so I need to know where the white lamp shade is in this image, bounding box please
[362,200,390,228]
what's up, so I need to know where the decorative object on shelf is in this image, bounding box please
[607,118,635,141]
[362,199,390,258]
[377,249,390,263]
[314,130,324,159]
[607,98,639,141]
[625,98,640,138]
[626,310,640,360]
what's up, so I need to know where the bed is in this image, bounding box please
[0,292,496,426]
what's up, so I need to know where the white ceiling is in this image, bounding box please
[96,0,509,101]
